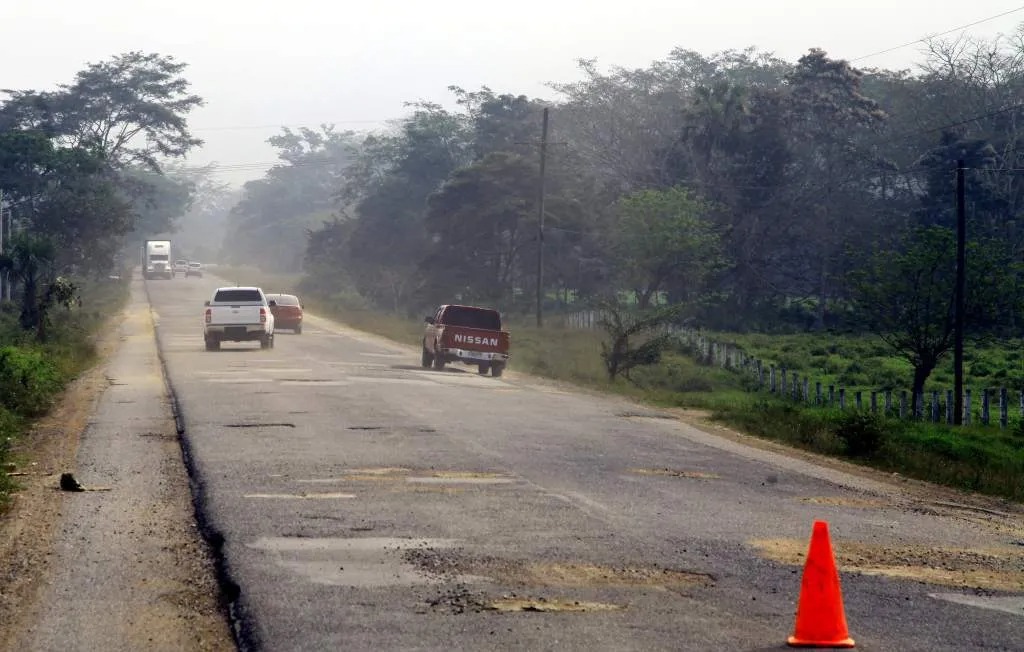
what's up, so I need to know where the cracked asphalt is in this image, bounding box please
[147,273,1024,652]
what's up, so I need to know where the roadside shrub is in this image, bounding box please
[0,346,64,416]
[834,411,887,458]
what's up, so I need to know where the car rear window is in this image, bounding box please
[272,295,300,306]
[213,289,263,303]
[189,262,201,268]
[444,306,501,330]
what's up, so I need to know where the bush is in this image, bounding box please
[834,412,887,458]
[0,346,64,416]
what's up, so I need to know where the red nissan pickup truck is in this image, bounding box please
[422,304,510,377]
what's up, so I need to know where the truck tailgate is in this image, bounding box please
[211,305,263,325]
[440,326,510,353]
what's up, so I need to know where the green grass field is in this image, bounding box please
[213,266,1024,501]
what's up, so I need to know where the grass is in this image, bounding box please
[0,273,131,509]
[211,266,1024,501]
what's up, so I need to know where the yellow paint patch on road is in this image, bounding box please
[394,486,464,495]
[629,468,720,480]
[346,467,410,475]
[797,496,890,509]
[429,471,508,479]
[485,598,624,613]
[750,538,1024,592]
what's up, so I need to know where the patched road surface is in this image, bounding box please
[148,274,1024,651]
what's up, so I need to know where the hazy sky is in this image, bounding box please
[4,1,1024,186]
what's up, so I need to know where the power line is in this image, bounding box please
[189,119,395,132]
[850,5,1024,63]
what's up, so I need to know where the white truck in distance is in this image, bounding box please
[143,240,172,280]
[204,287,275,351]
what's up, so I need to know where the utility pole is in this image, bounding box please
[0,188,5,302]
[535,108,549,328]
[954,160,966,426]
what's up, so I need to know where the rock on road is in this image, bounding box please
[148,273,1024,651]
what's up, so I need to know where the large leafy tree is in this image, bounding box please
[849,226,1019,411]
[222,126,359,272]
[1,51,203,170]
[611,186,725,309]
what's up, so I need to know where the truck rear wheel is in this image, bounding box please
[490,363,505,378]
[260,335,271,349]
[421,345,434,368]
[477,363,489,375]
[205,338,220,351]
[432,347,445,370]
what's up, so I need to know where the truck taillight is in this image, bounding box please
[205,308,211,324]
[260,307,267,323]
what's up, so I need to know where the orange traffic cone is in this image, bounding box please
[787,520,855,648]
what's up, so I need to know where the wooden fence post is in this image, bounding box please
[769,367,776,393]
[815,381,822,406]
[965,389,972,425]
[803,378,810,403]
[870,391,878,414]
[1000,388,1008,429]
[884,390,892,416]
[946,389,954,425]
[839,388,846,410]
[792,373,799,400]
[982,389,990,426]
[899,391,907,419]
[757,360,764,389]
[915,392,924,420]
[855,391,862,410]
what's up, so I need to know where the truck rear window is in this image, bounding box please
[214,289,263,303]
[444,306,501,330]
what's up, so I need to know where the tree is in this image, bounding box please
[611,187,725,309]
[849,225,1018,412]
[783,49,887,329]
[0,233,64,338]
[599,301,683,380]
[2,51,203,170]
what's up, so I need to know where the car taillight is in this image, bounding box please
[260,307,267,323]
[205,309,211,323]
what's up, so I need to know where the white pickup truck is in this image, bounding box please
[203,286,275,351]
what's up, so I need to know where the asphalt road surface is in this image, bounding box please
[147,273,1024,651]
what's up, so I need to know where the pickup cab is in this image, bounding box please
[204,286,275,351]
[422,304,509,376]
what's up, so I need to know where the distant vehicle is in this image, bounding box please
[186,262,203,278]
[265,293,303,334]
[203,286,275,351]
[422,304,509,376]
[142,240,172,280]
[173,259,189,277]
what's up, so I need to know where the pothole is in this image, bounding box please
[618,412,674,419]
[348,426,383,431]
[225,422,296,429]
[244,492,356,499]
[406,550,714,590]
[750,538,1024,592]
[797,496,890,509]
[629,468,720,480]
[486,598,625,613]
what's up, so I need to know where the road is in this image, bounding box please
[147,273,1024,651]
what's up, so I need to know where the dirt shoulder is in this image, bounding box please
[0,279,233,651]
